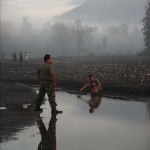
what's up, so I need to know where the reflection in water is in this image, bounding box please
[1,91,149,150]
[37,113,58,150]
[89,95,102,113]
[147,100,150,118]
[78,94,102,113]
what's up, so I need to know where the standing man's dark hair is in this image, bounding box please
[89,74,94,78]
[44,54,51,62]
[35,54,62,114]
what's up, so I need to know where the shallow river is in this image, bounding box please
[1,90,150,150]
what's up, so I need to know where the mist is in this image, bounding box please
[0,19,144,57]
[0,0,147,57]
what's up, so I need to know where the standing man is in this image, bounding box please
[24,51,28,62]
[35,54,62,114]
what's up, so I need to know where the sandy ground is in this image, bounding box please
[0,55,150,142]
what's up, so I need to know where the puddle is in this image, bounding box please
[1,91,150,150]
[0,107,7,110]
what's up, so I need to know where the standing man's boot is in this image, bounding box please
[51,106,62,114]
[35,104,43,112]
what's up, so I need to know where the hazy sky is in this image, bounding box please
[1,0,148,29]
[1,0,86,29]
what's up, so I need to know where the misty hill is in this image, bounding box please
[55,0,145,25]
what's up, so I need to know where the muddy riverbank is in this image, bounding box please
[1,56,150,98]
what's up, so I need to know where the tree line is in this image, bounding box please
[1,1,150,58]
[140,0,150,55]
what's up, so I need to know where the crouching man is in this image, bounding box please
[80,74,102,95]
